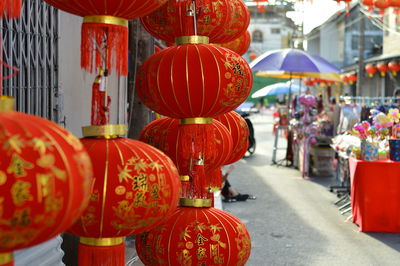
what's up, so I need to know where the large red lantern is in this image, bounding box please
[388,60,400,76]
[365,63,378,77]
[214,0,251,43]
[136,206,251,266]
[140,0,250,44]
[0,0,21,18]
[136,37,253,119]
[215,111,249,165]
[376,62,389,76]
[0,97,93,264]
[139,117,233,184]
[218,31,251,56]
[43,0,168,75]
[67,124,180,266]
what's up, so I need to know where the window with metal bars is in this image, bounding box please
[1,0,59,123]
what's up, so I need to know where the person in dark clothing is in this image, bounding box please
[221,165,256,202]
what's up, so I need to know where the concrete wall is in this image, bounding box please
[58,12,127,137]
[383,12,400,55]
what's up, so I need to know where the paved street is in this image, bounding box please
[224,112,400,266]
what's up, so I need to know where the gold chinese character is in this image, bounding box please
[196,247,207,260]
[133,192,146,207]
[195,233,208,246]
[11,180,33,206]
[36,173,52,202]
[132,173,148,191]
[150,184,160,200]
[10,208,31,226]
[7,154,33,177]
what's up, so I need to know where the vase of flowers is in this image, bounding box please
[353,121,379,161]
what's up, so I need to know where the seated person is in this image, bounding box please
[221,165,256,202]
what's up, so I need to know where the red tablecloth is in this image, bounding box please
[349,157,400,232]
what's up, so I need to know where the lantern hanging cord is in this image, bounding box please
[193,0,198,35]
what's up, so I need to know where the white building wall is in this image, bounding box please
[320,22,342,66]
[59,12,127,137]
[383,11,400,55]
[248,18,294,54]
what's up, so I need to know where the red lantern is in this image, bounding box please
[215,0,251,43]
[303,79,315,86]
[136,39,253,119]
[365,63,378,77]
[376,62,389,76]
[374,0,390,14]
[388,60,400,76]
[341,75,349,84]
[43,0,168,75]
[249,53,258,61]
[67,125,180,266]
[140,0,250,44]
[139,118,233,188]
[136,206,251,266]
[214,111,249,165]
[0,0,21,18]
[347,73,358,84]
[0,97,93,264]
[218,31,251,56]
[362,0,375,11]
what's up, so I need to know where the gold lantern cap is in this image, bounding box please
[179,198,212,208]
[0,96,15,113]
[83,15,128,27]
[179,117,213,125]
[176,36,210,45]
[80,237,125,246]
[82,124,127,138]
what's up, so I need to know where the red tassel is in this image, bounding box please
[177,123,216,175]
[78,241,125,266]
[188,160,213,199]
[81,23,128,76]
[207,167,223,191]
[0,0,22,18]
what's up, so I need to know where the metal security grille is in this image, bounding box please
[1,0,60,122]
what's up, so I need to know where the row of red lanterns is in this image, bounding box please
[365,61,400,77]
[341,73,358,84]
[362,0,400,15]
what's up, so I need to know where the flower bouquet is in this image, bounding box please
[353,121,381,161]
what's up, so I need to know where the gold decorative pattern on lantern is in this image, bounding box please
[179,118,213,125]
[179,198,212,208]
[0,96,15,113]
[176,36,210,45]
[80,237,124,246]
[0,252,13,264]
[83,15,128,27]
[82,124,127,138]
